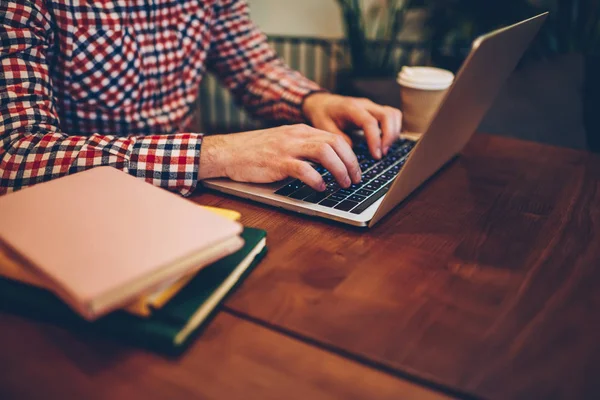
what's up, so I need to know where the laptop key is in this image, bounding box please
[275,179,304,196]
[363,180,384,191]
[379,172,395,181]
[334,200,359,211]
[363,170,379,180]
[289,185,315,200]
[382,157,397,167]
[275,185,296,196]
[336,188,354,196]
[318,198,339,208]
[303,190,330,203]
[314,165,327,174]
[357,189,373,196]
[348,194,366,202]
[328,192,347,201]
[351,183,392,214]
[391,139,406,150]
[370,165,385,174]
[360,160,376,169]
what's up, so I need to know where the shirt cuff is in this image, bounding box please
[128,133,202,197]
[278,75,324,123]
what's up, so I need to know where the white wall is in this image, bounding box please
[247,0,425,41]
[247,0,345,38]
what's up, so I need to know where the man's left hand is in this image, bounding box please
[302,93,402,160]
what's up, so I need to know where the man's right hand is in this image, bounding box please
[197,124,362,191]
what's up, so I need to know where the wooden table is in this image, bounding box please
[2,134,599,399]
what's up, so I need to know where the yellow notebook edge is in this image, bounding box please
[123,206,241,316]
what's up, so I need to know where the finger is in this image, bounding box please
[343,103,382,159]
[303,142,352,188]
[287,160,326,191]
[294,124,359,185]
[324,132,361,184]
[315,118,353,147]
[365,105,401,155]
[395,108,403,135]
[388,108,401,140]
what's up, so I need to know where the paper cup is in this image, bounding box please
[398,67,454,136]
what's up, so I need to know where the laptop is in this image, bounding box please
[204,13,548,227]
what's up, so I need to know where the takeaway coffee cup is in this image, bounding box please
[397,66,454,136]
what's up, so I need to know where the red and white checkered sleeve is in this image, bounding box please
[206,0,324,123]
[0,1,201,196]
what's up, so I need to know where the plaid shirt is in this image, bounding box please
[0,0,321,196]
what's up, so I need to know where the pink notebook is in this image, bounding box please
[0,167,243,320]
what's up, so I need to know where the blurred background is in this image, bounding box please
[197,0,599,152]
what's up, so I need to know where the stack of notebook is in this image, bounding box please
[0,167,267,354]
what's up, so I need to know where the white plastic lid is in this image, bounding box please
[397,66,454,90]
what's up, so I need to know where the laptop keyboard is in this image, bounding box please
[274,139,416,214]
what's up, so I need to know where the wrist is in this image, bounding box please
[301,90,330,122]
[198,135,227,180]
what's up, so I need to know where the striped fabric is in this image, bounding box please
[197,37,428,133]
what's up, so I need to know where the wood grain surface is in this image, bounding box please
[192,134,600,400]
[0,311,451,400]
[2,134,598,400]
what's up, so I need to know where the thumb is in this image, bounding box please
[315,118,353,147]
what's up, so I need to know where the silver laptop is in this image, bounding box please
[204,13,548,227]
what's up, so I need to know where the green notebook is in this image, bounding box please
[0,227,267,355]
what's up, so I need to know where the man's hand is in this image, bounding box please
[198,125,362,191]
[302,93,402,160]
